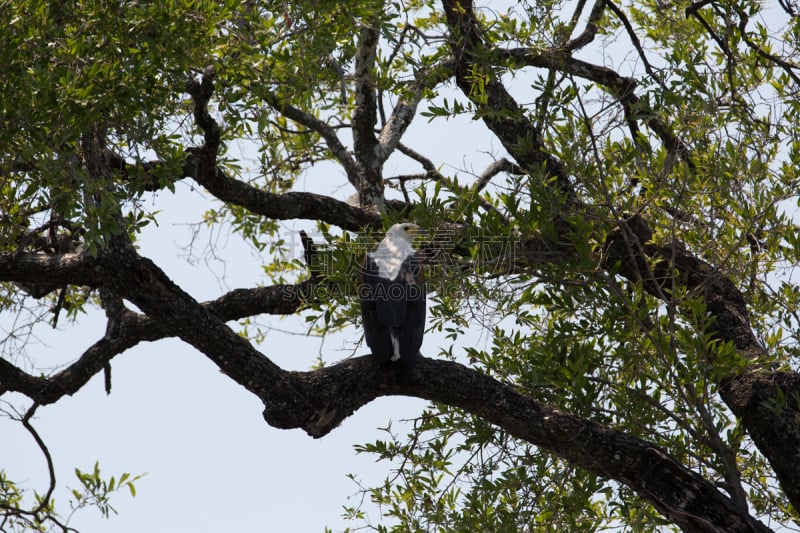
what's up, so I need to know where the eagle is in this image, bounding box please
[360,223,426,362]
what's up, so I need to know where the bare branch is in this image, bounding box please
[183,75,382,231]
[185,70,221,162]
[442,0,575,202]
[261,91,360,183]
[375,60,455,163]
[22,405,57,519]
[604,0,668,91]
[0,279,320,405]
[0,251,100,290]
[563,0,606,51]
[733,7,800,86]
[0,404,75,532]
[185,159,382,232]
[472,158,523,194]
[98,247,311,416]
[395,143,511,223]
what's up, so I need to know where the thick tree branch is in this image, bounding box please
[563,0,605,51]
[1,240,771,531]
[0,251,100,289]
[184,158,382,232]
[352,26,380,164]
[442,1,574,201]
[602,226,800,509]
[351,24,385,209]
[261,355,770,533]
[185,71,221,163]
[183,73,383,231]
[0,250,320,404]
[103,151,383,232]
[96,245,308,412]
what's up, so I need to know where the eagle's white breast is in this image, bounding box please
[369,236,415,281]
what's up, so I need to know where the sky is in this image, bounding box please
[0,95,500,532]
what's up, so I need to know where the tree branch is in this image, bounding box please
[472,158,523,194]
[184,158,382,232]
[0,251,100,289]
[442,1,574,201]
[185,70,221,164]
[261,91,360,184]
[496,47,693,169]
[352,25,380,163]
[0,264,321,404]
[604,0,668,92]
[597,218,800,511]
[563,0,605,51]
[395,143,512,223]
[103,151,384,233]
[183,74,383,231]
[732,5,800,86]
[374,60,455,164]
[96,246,311,414]
[21,405,57,519]
[351,24,385,209]
[261,355,771,533]
[2,237,770,531]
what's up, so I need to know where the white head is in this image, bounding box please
[384,223,423,247]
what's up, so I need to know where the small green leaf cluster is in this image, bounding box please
[0,463,142,533]
[71,462,143,519]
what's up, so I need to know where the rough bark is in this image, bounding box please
[264,356,771,533]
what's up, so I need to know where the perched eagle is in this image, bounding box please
[360,223,426,362]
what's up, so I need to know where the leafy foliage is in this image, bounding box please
[0,463,141,532]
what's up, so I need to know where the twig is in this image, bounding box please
[604,0,668,92]
[22,404,57,520]
[564,0,605,51]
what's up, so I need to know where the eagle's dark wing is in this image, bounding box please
[360,253,425,362]
[396,253,425,360]
[360,254,394,361]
